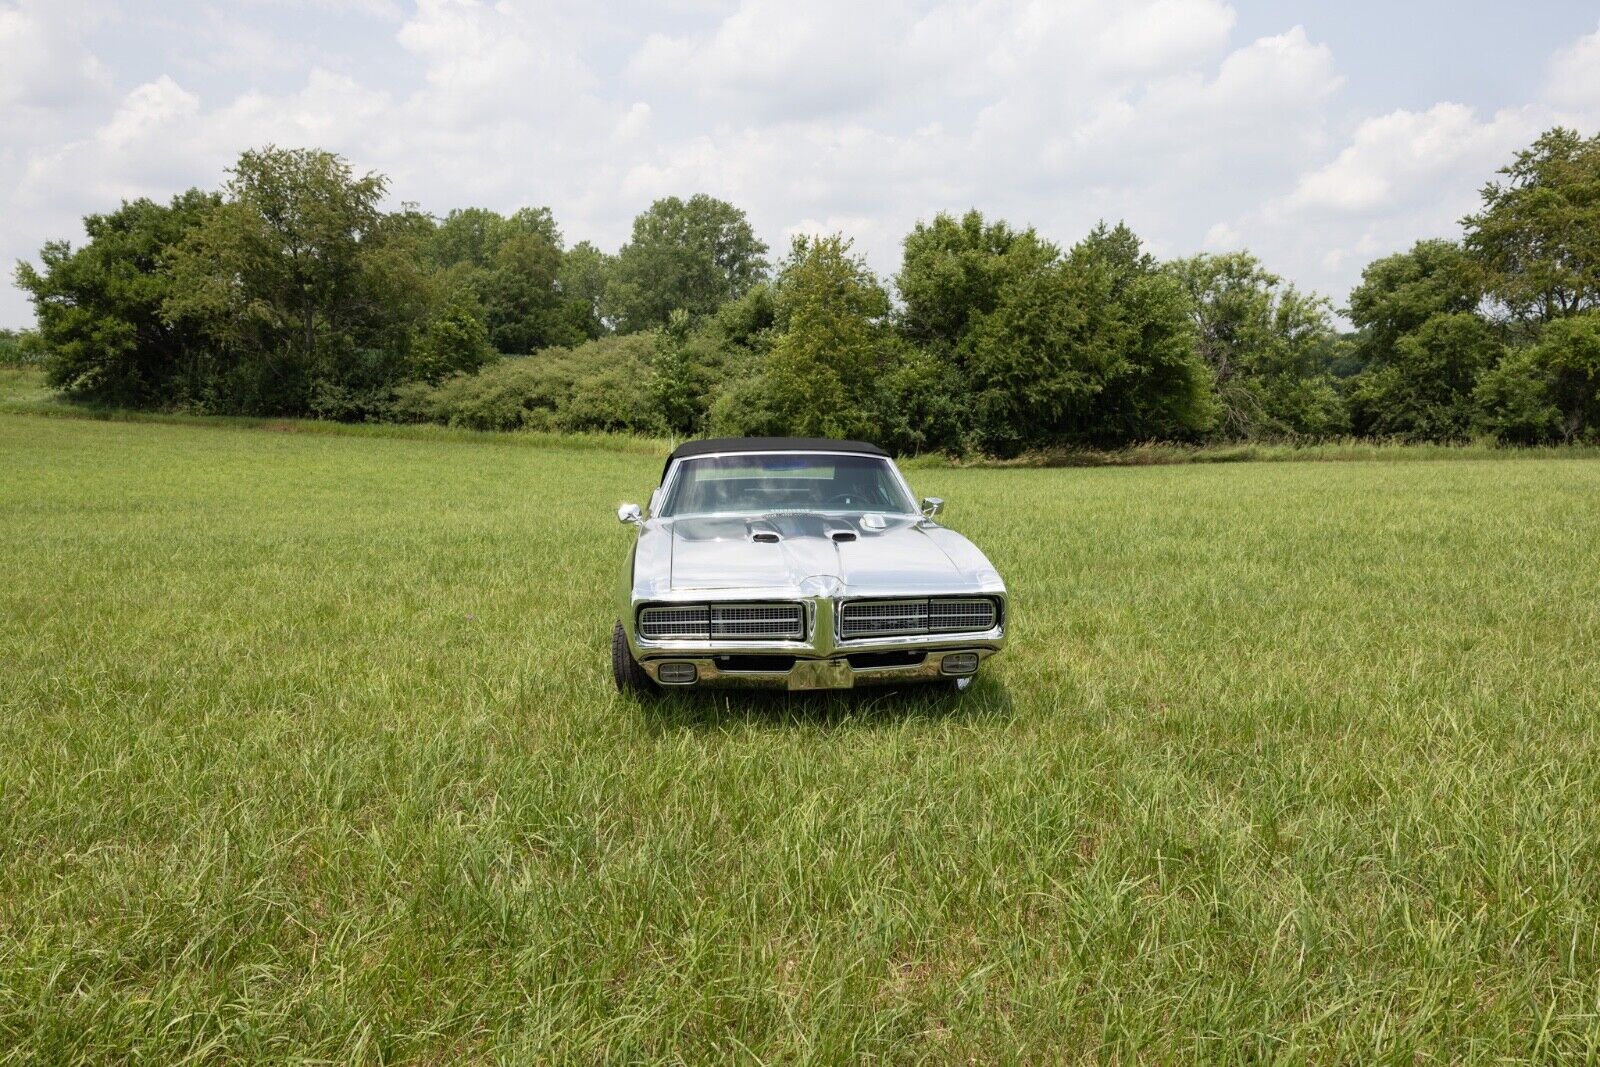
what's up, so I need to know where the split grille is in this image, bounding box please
[639,597,997,642]
[638,602,805,641]
[838,597,998,640]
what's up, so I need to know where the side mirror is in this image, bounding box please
[617,502,643,526]
[921,497,944,519]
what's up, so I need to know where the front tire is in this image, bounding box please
[612,620,657,695]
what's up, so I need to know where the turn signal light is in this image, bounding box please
[657,661,699,685]
[940,652,979,676]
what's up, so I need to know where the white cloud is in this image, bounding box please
[1194,19,1600,312]
[98,76,200,149]
[1280,102,1532,215]
[16,70,392,215]
[0,0,107,111]
[1545,21,1600,111]
[1204,221,1242,249]
[627,0,922,122]
[614,101,652,140]
[5,1,1600,328]
[397,0,594,115]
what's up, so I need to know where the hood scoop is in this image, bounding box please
[830,531,857,542]
[746,519,782,544]
[823,518,859,543]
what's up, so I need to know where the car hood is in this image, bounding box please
[652,513,997,594]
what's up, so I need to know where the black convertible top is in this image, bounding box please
[662,437,887,481]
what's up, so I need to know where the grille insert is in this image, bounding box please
[929,599,999,633]
[639,602,804,641]
[636,605,708,639]
[839,597,997,640]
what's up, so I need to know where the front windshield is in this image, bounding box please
[659,453,917,517]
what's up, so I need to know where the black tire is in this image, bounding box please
[612,620,657,695]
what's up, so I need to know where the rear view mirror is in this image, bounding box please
[921,497,944,518]
[617,503,643,526]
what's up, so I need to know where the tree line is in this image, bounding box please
[11,130,1600,455]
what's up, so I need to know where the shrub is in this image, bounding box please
[411,291,495,384]
[0,329,47,367]
[393,334,663,434]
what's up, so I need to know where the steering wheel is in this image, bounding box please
[824,492,871,506]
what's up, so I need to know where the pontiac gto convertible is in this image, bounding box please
[612,437,1007,693]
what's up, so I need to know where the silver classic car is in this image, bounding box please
[612,437,1007,693]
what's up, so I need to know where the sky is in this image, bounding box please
[3,0,1600,329]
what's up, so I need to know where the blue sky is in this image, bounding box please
[3,0,1599,328]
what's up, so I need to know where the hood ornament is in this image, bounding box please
[798,575,845,598]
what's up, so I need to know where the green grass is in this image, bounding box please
[0,365,60,412]
[4,413,1600,1062]
[0,367,672,457]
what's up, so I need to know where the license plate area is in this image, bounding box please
[786,659,854,690]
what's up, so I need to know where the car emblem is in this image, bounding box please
[798,575,844,598]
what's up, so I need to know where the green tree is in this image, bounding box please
[558,240,612,339]
[1348,312,1501,440]
[1171,251,1347,438]
[165,146,396,414]
[868,345,970,456]
[427,206,591,354]
[704,282,778,355]
[1342,240,1496,439]
[1464,127,1600,324]
[604,195,769,332]
[1346,239,1480,368]
[14,190,219,405]
[895,209,1059,354]
[1476,312,1600,443]
[651,309,696,435]
[965,223,1214,455]
[480,230,588,354]
[1079,226,1219,445]
[711,235,895,439]
[410,290,494,384]
[427,206,560,270]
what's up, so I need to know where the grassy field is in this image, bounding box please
[4,413,1600,1062]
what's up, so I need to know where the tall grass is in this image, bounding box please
[3,413,1600,1060]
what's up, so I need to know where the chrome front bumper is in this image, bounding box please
[640,646,998,690]
[625,593,1006,690]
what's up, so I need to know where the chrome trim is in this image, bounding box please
[838,596,999,640]
[637,604,710,639]
[638,601,805,641]
[632,602,1003,659]
[640,647,997,691]
[712,602,804,639]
